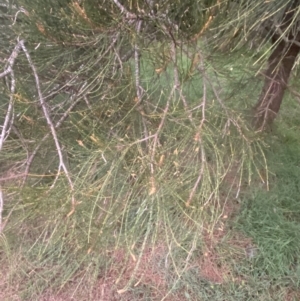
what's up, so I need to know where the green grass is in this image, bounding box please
[234,113,300,287]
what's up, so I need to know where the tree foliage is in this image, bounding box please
[1,0,299,297]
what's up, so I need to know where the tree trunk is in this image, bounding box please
[254,0,300,130]
[253,39,300,129]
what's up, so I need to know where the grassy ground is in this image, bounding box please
[1,47,300,300]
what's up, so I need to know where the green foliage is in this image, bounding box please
[0,43,267,299]
[1,0,300,300]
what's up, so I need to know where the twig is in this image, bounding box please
[112,0,136,19]
[185,144,206,207]
[129,134,156,147]
[161,234,198,301]
[83,95,92,110]
[0,40,25,234]
[0,173,36,182]
[183,53,208,207]
[287,85,300,103]
[194,55,207,142]
[196,61,248,140]
[134,20,143,103]
[23,93,84,184]
[0,70,15,150]
[0,40,23,150]
[133,20,150,144]
[168,29,194,124]
[20,41,75,208]
[148,87,174,195]
[0,40,22,79]
[22,76,89,185]
[170,39,180,89]
[150,95,171,162]
[95,32,120,66]
[274,24,300,48]
[0,40,24,150]
[12,6,29,25]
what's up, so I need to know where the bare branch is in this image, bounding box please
[170,40,194,124]
[134,20,143,103]
[0,72,15,150]
[0,40,27,150]
[148,87,173,195]
[12,7,29,26]
[112,0,136,19]
[20,41,75,208]
[185,144,206,207]
[0,68,12,78]
[194,55,207,142]
[23,93,84,184]
[274,24,300,48]
[0,40,23,79]
[182,51,212,207]
[0,44,20,152]
[0,40,25,234]
[132,19,150,146]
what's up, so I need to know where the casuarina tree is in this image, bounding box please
[209,0,300,129]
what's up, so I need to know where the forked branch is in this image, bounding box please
[0,39,76,214]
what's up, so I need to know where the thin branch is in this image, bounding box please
[287,85,300,103]
[0,70,15,150]
[112,0,136,19]
[194,55,207,142]
[0,40,23,79]
[23,93,84,184]
[134,20,143,103]
[167,29,194,124]
[274,24,300,48]
[83,95,92,110]
[20,41,75,208]
[182,51,210,207]
[133,20,150,145]
[185,144,206,207]
[170,40,180,89]
[150,95,171,164]
[148,87,173,195]
[12,6,29,25]
[95,32,120,66]
[0,68,12,78]
[0,41,21,150]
